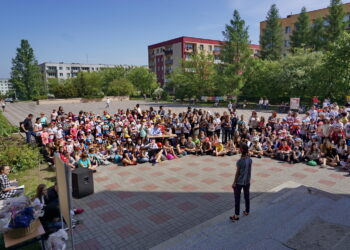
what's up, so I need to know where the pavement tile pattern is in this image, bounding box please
[69,154,349,249]
[4,101,350,249]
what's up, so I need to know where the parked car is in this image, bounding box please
[4,98,14,103]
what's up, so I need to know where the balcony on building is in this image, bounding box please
[163,48,173,55]
[46,66,57,73]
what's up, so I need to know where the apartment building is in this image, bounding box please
[0,78,13,95]
[40,62,119,81]
[148,36,260,85]
[260,2,350,54]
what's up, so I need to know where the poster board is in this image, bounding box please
[290,98,300,110]
[54,154,72,228]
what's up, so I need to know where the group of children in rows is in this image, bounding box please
[26,102,350,174]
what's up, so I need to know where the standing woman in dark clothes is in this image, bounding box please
[230,143,252,222]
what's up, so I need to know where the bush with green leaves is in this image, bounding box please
[0,138,43,173]
[0,111,18,136]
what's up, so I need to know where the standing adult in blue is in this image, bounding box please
[230,143,252,222]
[21,113,36,144]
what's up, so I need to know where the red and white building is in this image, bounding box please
[148,36,260,85]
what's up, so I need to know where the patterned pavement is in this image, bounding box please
[71,154,350,250]
[3,101,350,249]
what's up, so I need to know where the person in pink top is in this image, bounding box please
[70,124,78,140]
[41,127,49,146]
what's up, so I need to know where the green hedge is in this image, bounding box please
[0,138,43,173]
[0,111,18,136]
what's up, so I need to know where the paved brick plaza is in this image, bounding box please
[3,101,350,249]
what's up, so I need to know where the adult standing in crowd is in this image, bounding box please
[21,113,36,144]
[231,144,252,222]
[106,97,111,109]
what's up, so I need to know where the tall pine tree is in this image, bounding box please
[11,40,44,100]
[325,0,346,46]
[260,4,283,60]
[309,18,327,51]
[221,9,251,64]
[290,7,310,49]
[217,9,251,95]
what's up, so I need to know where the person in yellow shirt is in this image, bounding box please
[214,141,226,156]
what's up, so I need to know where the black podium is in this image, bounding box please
[72,168,94,198]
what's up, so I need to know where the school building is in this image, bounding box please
[148,36,260,85]
[260,2,350,55]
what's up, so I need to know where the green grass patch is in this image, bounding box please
[9,165,56,198]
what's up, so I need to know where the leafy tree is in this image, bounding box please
[290,7,310,49]
[279,49,324,100]
[127,67,158,96]
[309,18,327,51]
[242,49,324,103]
[10,40,44,100]
[221,9,251,64]
[320,31,350,100]
[100,66,131,94]
[260,4,283,60]
[242,59,282,102]
[107,78,135,96]
[48,78,78,98]
[217,9,251,96]
[168,53,216,99]
[325,0,346,46]
[73,72,103,97]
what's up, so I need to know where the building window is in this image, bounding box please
[285,26,291,34]
[59,73,63,77]
[67,73,70,77]
[185,43,193,50]
[59,67,63,70]
[66,67,70,70]
[214,46,221,52]
[199,44,204,50]
[209,45,212,51]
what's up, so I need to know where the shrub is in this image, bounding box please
[0,140,43,173]
[0,111,18,136]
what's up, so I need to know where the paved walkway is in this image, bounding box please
[3,100,349,249]
[3,100,278,126]
[70,155,349,250]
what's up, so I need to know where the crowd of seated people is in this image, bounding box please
[21,102,350,174]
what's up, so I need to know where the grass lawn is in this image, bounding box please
[9,164,56,198]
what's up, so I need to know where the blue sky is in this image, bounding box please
[0,0,336,77]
